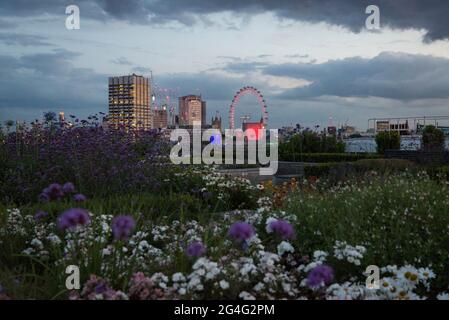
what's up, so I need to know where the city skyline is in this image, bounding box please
[2,1,449,130]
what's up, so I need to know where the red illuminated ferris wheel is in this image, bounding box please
[229,86,268,129]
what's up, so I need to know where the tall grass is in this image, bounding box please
[283,172,449,292]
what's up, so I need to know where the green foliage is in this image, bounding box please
[422,125,445,151]
[303,163,336,177]
[352,158,414,173]
[2,172,449,298]
[0,127,172,205]
[4,120,14,129]
[8,193,213,225]
[429,165,449,179]
[280,152,380,163]
[43,111,57,123]
[375,131,401,154]
[303,159,414,178]
[279,131,345,158]
[283,173,449,292]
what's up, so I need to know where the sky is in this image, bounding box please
[1,0,449,130]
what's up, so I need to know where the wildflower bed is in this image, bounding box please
[1,170,449,300]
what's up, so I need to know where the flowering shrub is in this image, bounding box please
[1,172,449,300]
[262,179,298,208]
[111,215,136,241]
[57,208,91,231]
[284,171,449,294]
[266,218,295,240]
[38,182,86,204]
[171,167,261,211]
[0,125,170,204]
[228,221,255,243]
[186,242,207,258]
[69,275,127,300]
[307,265,334,289]
[1,123,449,302]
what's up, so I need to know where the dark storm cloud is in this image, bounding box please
[0,1,107,20]
[0,50,106,118]
[0,19,17,28]
[0,48,268,121]
[3,48,448,122]
[19,50,81,74]
[1,1,449,41]
[263,52,449,101]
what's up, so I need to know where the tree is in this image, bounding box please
[44,111,57,123]
[375,131,400,154]
[279,131,346,161]
[422,125,445,151]
[43,111,57,130]
[4,120,14,133]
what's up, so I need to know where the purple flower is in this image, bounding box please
[94,282,108,294]
[111,215,136,241]
[307,265,334,289]
[57,208,91,231]
[42,183,64,201]
[228,221,255,242]
[73,194,87,202]
[268,219,295,240]
[186,241,206,258]
[34,210,48,222]
[38,192,50,203]
[128,272,165,300]
[62,182,76,194]
[75,275,123,300]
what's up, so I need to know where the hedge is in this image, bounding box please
[280,152,381,163]
[303,163,336,177]
[429,165,449,179]
[303,159,415,178]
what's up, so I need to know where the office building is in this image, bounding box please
[153,107,168,129]
[178,95,206,126]
[108,74,152,130]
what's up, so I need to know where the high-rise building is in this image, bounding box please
[178,95,206,126]
[108,74,152,130]
[153,107,168,129]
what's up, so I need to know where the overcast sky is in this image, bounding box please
[1,0,449,130]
